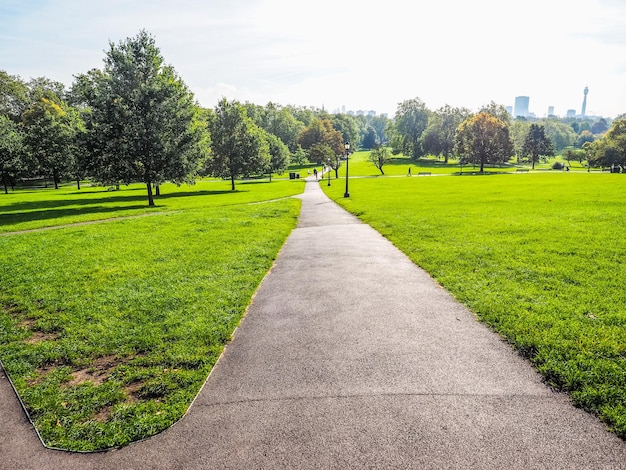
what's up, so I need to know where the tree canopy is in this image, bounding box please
[72,30,207,205]
[208,98,269,190]
[456,112,513,172]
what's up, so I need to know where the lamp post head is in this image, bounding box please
[345,142,350,152]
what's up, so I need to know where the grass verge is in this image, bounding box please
[323,171,626,438]
[0,181,301,450]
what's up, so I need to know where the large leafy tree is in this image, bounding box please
[21,96,81,189]
[208,98,269,190]
[391,97,430,159]
[72,30,207,205]
[586,119,626,169]
[522,124,554,169]
[456,112,513,172]
[421,104,472,162]
[296,118,344,164]
[0,115,24,193]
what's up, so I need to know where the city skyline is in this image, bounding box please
[2,0,626,118]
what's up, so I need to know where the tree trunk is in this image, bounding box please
[269,172,272,182]
[231,174,235,191]
[3,174,8,194]
[155,185,160,196]
[53,169,59,190]
[76,177,81,190]
[146,182,155,206]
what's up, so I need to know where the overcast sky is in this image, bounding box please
[2,0,626,118]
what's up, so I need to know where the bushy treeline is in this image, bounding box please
[388,97,626,172]
[0,31,390,203]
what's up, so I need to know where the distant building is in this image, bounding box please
[581,86,589,117]
[566,109,576,118]
[514,96,530,118]
[548,106,555,116]
[367,110,376,117]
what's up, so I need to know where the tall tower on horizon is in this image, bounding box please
[581,86,589,117]
[514,96,530,118]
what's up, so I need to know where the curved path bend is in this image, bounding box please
[1,178,625,469]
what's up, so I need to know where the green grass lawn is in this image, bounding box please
[0,178,304,234]
[323,171,626,438]
[0,179,303,450]
[318,150,597,179]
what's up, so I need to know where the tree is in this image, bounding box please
[391,97,430,158]
[591,118,609,135]
[208,98,269,190]
[264,131,290,181]
[331,113,360,149]
[72,30,207,205]
[540,118,577,152]
[296,118,343,163]
[421,104,471,163]
[21,96,81,189]
[0,71,29,120]
[510,120,531,161]
[455,112,513,172]
[522,124,554,169]
[369,144,390,175]
[587,119,626,169]
[0,115,23,193]
[362,126,378,149]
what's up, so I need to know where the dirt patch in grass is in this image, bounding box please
[66,355,121,387]
[92,405,113,423]
[122,381,144,403]
[25,330,60,344]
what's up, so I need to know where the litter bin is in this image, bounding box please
[289,172,296,179]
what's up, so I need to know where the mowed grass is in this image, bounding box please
[0,180,303,450]
[324,172,626,438]
[0,178,304,234]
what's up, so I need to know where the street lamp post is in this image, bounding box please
[343,142,350,198]
[327,162,331,186]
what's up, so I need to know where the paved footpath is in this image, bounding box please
[1,179,625,469]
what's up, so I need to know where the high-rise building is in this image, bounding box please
[514,96,530,118]
[548,106,555,116]
[566,109,576,118]
[581,86,589,117]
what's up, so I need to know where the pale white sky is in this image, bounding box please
[2,0,626,118]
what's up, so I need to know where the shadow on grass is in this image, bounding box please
[0,204,152,227]
[1,189,239,214]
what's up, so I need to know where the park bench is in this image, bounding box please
[515,169,529,173]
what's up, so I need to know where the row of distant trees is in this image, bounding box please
[0,31,390,204]
[386,96,626,173]
[2,30,625,204]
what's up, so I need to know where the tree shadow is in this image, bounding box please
[0,204,151,227]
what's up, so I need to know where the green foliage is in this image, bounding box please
[208,98,269,190]
[324,173,626,439]
[297,118,344,163]
[522,124,554,169]
[390,97,430,159]
[0,115,24,193]
[368,145,390,175]
[455,112,513,172]
[0,181,301,450]
[71,30,207,206]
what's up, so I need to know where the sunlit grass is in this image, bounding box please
[0,178,305,234]
[323,171,626,438]
[0,181,302,450]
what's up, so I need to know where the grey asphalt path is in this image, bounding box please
[1,178,625,469]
